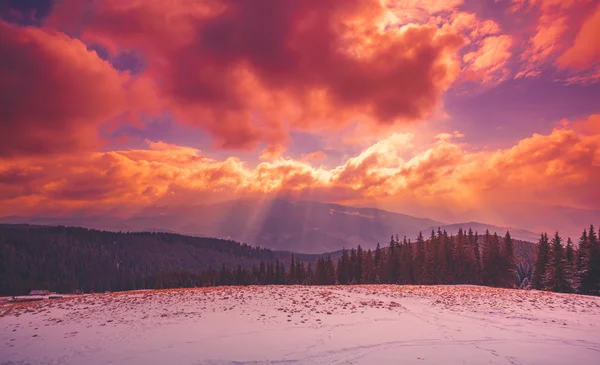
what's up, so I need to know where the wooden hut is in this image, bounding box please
[29,289,50,296]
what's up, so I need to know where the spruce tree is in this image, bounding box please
[356,245,364,284]
[289,254,296,284]
[337,249,350,285]
[350,248,358,284]
[473,231,481,284]
[315,258,325,285]
[482,230,500,286]
[433,229,444,284]
[305,263,314,285]
[441,230,453,284]
[501,231,517,288]
[531,233,550,290]
[543,232,573,293]
[324,256,336,285]
[422,230,437,285]
[581,225,600,295]
[565,238,579,291]
[374,243,382,277]
[453,228,466,284]
[576,229,589,293]
[414,232,426,284]
[362,249,376,283]
[566,238,575,265]
[400,237,413,284]
[388,236,400,284]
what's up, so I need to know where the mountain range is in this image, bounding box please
[0,199,541,253]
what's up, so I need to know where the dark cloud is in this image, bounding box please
[48,0,463,150]
[0,20,133,157]
[0,0,54,26]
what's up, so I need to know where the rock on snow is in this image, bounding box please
[1,285,600,365]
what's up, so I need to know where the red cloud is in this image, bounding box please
[49,0,464,150]
[515,0,599,82]
[0,21,131,157]
[558,4,600,69]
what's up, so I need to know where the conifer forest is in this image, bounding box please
[1,224,598,296]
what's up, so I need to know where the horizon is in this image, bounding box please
[0,196,593,243]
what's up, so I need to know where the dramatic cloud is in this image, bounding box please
[515,0,599,83]
[2,0,599,235]
[2,115,599,228]
[0,21,129,156]
[558,4,600,69]
[47,0,464,150]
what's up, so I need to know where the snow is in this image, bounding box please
[1,285,600,365]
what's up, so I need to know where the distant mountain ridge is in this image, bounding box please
[425,222,540,243]
[0,199,540,253]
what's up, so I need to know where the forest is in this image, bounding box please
[0,224,598,296]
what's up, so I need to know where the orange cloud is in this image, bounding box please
[516,0,599,82]
[558,4,600,69]
[463,35,513,84]
[3,115,598,220]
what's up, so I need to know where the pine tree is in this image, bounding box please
[500,231,517,288]
[356,245,364,284]
[275,261,285,285]
[442,230,454,284]
[296,261,305,285]
[362,249,376,283]
[347,248,357,284]
[400,237,413,284]
[388,236,400,284]
[453,228,467,284]
[433,229,443,284]
[324,256,336,285]
[315,257,326,285]
[531,233,550,290]
[566,238,575,265]
[337,249,350,285]
[414,232,426,284]
[422,230,437,285]
[374,243,382,276]
[289,254,296,284]
[543,232,573,293]
[581,225,600,295]
[482,230,501,286]
[472,231,481,284]
[565,238,579,291]
[576,229,589,293]
[305,263,314,285]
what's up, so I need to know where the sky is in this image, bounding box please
[1,0,599,235]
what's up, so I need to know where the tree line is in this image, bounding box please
[530,226,600,295]
[231,227,520,288]
[1,224,598,296]
[150,226,599,296]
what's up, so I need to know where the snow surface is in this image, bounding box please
[1,285,600,365]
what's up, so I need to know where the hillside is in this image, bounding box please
[0,199,443,253]
[0,224,316,295]
[1,199,539,254]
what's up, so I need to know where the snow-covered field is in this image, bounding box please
[1,285,600,365]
